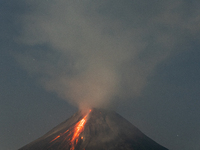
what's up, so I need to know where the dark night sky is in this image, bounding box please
[0,1,200,150]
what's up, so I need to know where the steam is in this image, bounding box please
[16,1,199,109]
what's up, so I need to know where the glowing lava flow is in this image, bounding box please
[50,110,91,150]
[70,111,90,150]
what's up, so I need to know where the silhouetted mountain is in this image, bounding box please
[19,108,168,150]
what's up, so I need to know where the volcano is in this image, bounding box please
[19,108,168,150]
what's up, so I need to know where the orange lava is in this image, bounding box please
[50,109,91,150]
[70,111,90,150]
[50,135,60,143]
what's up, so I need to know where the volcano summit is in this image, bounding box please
[19,108,168,150]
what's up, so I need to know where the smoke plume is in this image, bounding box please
[16,1,200,109]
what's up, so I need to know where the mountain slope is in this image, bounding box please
[19,108,168,150]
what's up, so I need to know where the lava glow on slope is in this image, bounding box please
[49,110,91,150]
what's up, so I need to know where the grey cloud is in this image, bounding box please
[15,0,200,109]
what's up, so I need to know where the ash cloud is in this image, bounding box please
[16,0,200,109]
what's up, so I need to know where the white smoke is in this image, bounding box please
[16,0,200,109]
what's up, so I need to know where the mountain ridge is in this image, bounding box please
[19,108,168,150]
